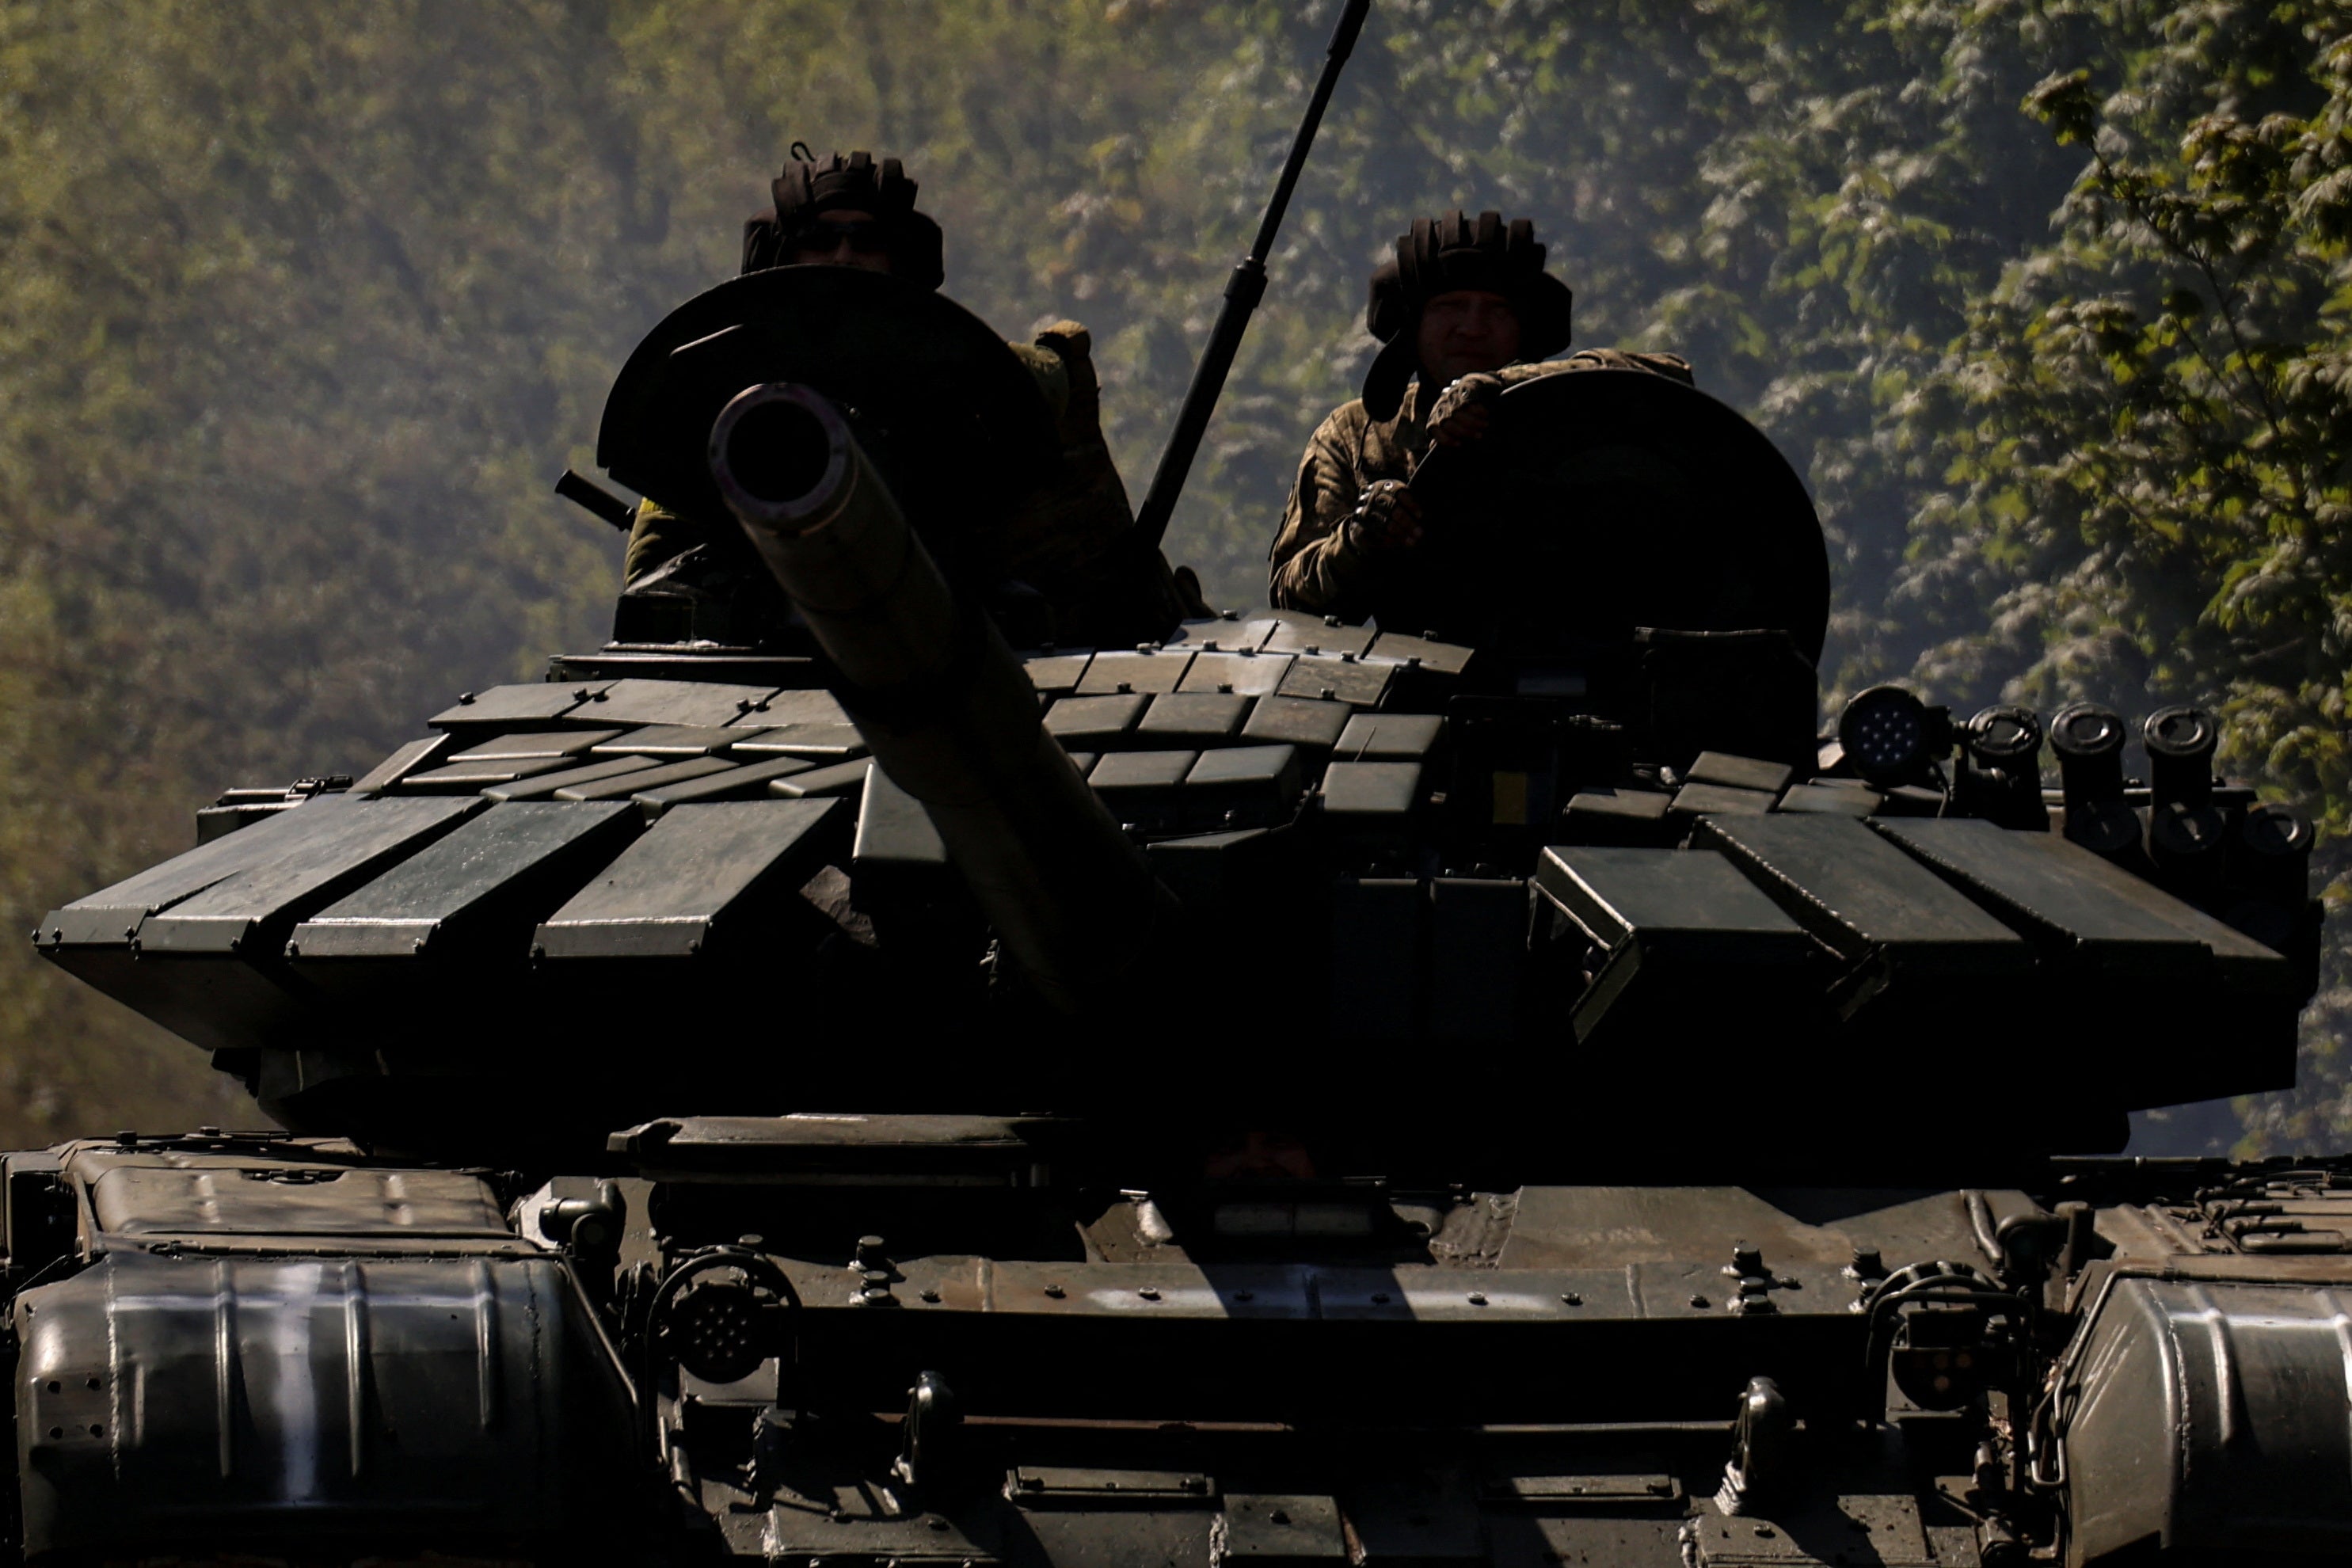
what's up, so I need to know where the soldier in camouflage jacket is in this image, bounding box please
[626,149,1189,649]
[1269,211,1691,625]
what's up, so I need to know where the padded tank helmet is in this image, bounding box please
[1361,210,1573,420]
[740,147,947,291]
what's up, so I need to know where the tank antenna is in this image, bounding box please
[1132,0,1373,552]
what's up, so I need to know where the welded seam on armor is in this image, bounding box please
[102,1258,123,1482]
[523,1263,547,1493]
[470,1257,500,1430]
[211,1259,234,1479]
[2175,1283,2240,1456]
[2314,1288,2352,1460]
[341,1258,367,1479]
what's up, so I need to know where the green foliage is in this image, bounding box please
[1899,0,2352,1151]
[1,0,2346,1151]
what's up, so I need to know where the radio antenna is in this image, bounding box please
[1132,0,1374,551]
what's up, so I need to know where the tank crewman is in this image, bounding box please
[624,149,1189,646]
[1267,210,1695,624]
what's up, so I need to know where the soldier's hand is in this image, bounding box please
[1428,371,1505,447]
[1343,479,1423,553]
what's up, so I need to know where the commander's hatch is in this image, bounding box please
[1406,369,1830,660]
[595,267,1056,587]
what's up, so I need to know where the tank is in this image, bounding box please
[11,115,2351,1568]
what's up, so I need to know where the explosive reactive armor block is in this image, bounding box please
[35,649,2316,1146]
[40,795,485,1056]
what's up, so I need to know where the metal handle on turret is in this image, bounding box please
[1132,0,1374,552]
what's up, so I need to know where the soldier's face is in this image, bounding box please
[790,209,896,273]
[1417,290,1521,382]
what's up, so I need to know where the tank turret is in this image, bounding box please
[31,345,2318,1163]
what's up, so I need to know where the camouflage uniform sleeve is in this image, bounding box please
[1268,403,1378,618]
[623,497,701,586]
[1008,337,1075,425]
[1022,322,1119,516]
[1498,348,1696,387]
[999,322,1186,646]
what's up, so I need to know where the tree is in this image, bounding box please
[1897,1,2352,1151]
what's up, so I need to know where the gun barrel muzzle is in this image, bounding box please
[709,384,859,525]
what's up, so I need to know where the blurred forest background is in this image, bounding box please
[2,0,2348,1151]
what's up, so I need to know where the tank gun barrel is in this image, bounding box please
[709,382,1176,1013]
